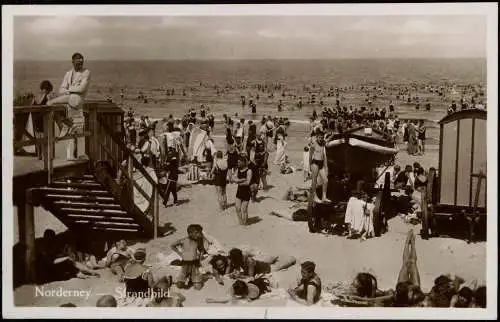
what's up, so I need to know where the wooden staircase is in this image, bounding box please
[36,173,154,238]
[15,101,167,284]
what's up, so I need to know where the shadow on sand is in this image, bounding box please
[246,216,263,226]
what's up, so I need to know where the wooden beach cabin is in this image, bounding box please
[13,101,164,285]
[421,109,487,242]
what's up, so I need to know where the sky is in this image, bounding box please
[13,15,487,60]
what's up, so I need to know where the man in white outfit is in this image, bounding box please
[47,52,91,160]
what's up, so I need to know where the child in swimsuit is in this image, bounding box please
[170,224,206,290]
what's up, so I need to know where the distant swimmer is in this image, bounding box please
[425,99,431,111]
[250,100,257,115]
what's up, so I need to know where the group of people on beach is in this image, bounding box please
[43,224,485,308]
[14,52,488,309]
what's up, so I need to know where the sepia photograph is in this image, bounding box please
[2,3,497,319]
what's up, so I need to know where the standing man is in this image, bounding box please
[47,53,91,160]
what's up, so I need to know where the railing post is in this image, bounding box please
[25,188,37,283]
[154,186,159,238]
[42,109,54,183]
[90,105,99,163]
[128,154,134,206]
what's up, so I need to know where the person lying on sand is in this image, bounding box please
[226,248,296,279]
[287,261,322,306]
[58,243,102,278]
[209,254,230,285]
[146,276,186,307]
[205,276,271,304]
[106,239,136,282]
[394,229,426,307]
[330,272,395,307]
[36,230,101,282]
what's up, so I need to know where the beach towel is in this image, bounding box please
[24,112,37,154]
[188,126,208,162]
[344,196,365,232]
[133,167,158,213]
[274,134,287,165]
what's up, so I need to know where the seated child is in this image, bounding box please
[106,239,135,282]
[288,261,322,306]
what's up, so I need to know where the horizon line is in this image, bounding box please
[14,57,487,62]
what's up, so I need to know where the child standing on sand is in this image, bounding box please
[170,224,206,290]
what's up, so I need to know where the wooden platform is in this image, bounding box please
[13,139,89,206]
[14,138,86,178]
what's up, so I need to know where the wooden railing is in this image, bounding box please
[13,105,93,183]
[96,114,160,238]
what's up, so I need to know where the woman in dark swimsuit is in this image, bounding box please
[211,151,228,211]
[309,130,331,204]
[233,153,252,226]
[417,120,426,155]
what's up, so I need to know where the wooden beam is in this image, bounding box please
[25,188,37,283]
[154,187,159,238]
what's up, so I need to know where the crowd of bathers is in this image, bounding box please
[15,78,487,308]
[38,226,486,308]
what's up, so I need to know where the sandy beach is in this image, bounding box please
[13,138,486,307]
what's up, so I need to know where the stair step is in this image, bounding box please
[52,181,103,189]
[66,214,135,222]
[72,220,140,228]
[59,208,128,216]
[39,187,112,197]
[73,224,141,233]
[45,194,116,204]
[60,176,98,183]
[53,201,122,210]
